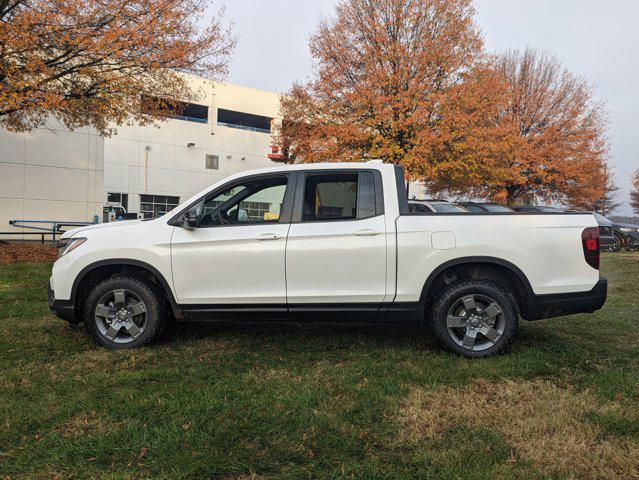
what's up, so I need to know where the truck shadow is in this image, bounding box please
[163,319,438,350]
[160,318,579,355]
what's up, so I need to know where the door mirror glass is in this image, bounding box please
[181,208,198,230]
[237,209,249,222]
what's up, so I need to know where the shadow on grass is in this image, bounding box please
[162,318,439,350]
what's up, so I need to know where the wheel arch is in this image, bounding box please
[71,259,182,322]
[420,256,535,318]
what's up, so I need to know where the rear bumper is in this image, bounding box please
[48,281,75,323]
[525,278,607,320]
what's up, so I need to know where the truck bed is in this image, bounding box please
[394,212,600,304]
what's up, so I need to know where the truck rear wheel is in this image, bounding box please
[430,280,518,358]
[84,275,167,349]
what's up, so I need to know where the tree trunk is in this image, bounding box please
[506,189,519,206]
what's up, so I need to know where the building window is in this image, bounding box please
[107,193,128,211]
[217,108,272,133]
[205,154,219,170]
[240,200,278,222]
[140,195,180,219]
[175,102,208,123]
[141,95,208,124]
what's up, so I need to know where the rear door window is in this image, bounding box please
[300,172,379,222]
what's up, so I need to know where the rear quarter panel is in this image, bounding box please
[395,213,599,302]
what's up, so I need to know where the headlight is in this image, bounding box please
[56,237,87,258]
[619,228,637,233]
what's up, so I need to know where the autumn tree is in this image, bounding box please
[273,0,507,186]
[486,49,607,206]
[0,0,235,135]
[631,169,639,214]
[593,165,621,215]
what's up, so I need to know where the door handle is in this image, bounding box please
[352,229,382,237]
[255,233,283,241]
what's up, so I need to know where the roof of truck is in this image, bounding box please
[226,160,391,177]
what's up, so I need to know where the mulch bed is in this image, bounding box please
[0,244,57,264]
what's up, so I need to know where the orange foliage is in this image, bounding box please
[410,49,609,206]
[274,0,502,182]
[490,49,608,206]
[0,0,235,135]
[631,169,639,215]
[276,1,608,207]
[590,165,621,215]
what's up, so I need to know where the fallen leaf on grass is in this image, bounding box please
[137,447,147,460]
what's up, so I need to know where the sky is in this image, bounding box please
[221,0,638,215]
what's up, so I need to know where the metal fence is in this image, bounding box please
[0,219,97,245]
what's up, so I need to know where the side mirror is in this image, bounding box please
[181,209,198,230]
[238,209,249,222]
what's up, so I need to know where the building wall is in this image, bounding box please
[0,119,103,238]
[103,80,281,216]
[2,78,430,237]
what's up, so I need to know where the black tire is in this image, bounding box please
[84,275,167,349]
[610,235,623,253]
[430,280,518,358]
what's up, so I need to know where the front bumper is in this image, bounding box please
[620,232,639,248]
[525,278,608,320]
[48,281,75,323]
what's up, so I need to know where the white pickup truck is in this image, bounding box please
[49,161,607,357]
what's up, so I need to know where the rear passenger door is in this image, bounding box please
[285,170,387,319]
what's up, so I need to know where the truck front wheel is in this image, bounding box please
[430,280,518,358]
[84,275,167,349]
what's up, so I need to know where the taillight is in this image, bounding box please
[582,227,600,270]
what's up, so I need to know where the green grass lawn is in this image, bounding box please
[1,254,638,480]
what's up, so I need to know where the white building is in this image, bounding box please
[0,78,281,237]
[104,78,280,219]
[0,76,427,238]
[0,120,104,236]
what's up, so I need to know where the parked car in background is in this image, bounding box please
[591,213,617,251]
[408,200,469,213]
[511,205,565,213]
[457,202,515,213]
[611,222,639,252]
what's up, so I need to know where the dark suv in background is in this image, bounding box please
[611,222,639,252]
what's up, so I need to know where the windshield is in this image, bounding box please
[408,202,433,213]
[592,212,611,224]
[431,203,469,213]
[537,206,564,213]
[484,204,514,212]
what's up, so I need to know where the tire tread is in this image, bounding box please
[83,275,167,349]
[430,279,518,358]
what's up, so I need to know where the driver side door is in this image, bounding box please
[171,173,295,318]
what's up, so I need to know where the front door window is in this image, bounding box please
[198,177,287,227]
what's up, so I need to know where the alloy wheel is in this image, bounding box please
[446,294,505,351]
[94,289,148,344]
